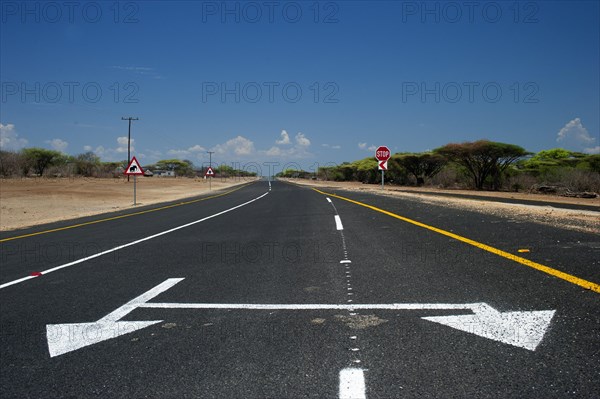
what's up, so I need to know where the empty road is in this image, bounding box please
[1,180,599,398]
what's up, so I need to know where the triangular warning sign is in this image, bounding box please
[204,167,215,177]
[124,156,144,175]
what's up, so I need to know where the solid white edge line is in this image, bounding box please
[339,368,366,399]
[335,215,344,230]
[0,192,270,290]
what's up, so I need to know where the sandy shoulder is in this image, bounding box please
[281,178,600,234]
[0,177,257,231]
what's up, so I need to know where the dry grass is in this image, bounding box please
[0,176,257,231]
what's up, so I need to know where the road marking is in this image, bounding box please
[45,277,556,355]
[0,191,270,290]
[339,368,366,399]
[0,182,255,243]
[327,197,332,203]
[46,278,184,357]
[312,188,600,294]
[138,304,553,350]
[335,215,344,230]
[340,260,352,264]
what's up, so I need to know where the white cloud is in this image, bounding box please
[556,118,598,152]
[295,132,310,147]
[276,130,291,145]
[116,136,134,153]
[584,146,600,154]
[167,144,207,159]
[212,136,255,157]
[46,138,68,153]
[358,142,377,152]
[110,65,163,79]
[82,137,137,162]
[322,144,341,149]
[0,123,28,150]
[265,146,283,157]
[262,130,312,159]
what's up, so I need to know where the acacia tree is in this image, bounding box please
[435,140,528,190]
[396,153,447,186]
[155,159,194,176]
[75,152,101,176]
[21,148,63,176]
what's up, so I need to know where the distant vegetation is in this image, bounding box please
[2,140,598,192]
[0,149,256,178]
[278,140,600,193]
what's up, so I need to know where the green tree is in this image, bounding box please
[587,154,600,173]
[396,153,447,186]
[155,159,194,176]
[435,140,529,190]
[353,157,379,183]
[21,147,63,176]
[75,152,101,176]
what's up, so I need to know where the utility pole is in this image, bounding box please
[206,151,214,190]
[121,117,139,181]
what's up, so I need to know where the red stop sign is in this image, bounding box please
[375,146,391,161]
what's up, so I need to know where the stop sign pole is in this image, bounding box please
[375,146,391,190]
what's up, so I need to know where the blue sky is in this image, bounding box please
[1,0,599,173]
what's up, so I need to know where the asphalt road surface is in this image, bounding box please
[1,180,599,398]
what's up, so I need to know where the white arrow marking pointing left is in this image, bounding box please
[47,278,184,357]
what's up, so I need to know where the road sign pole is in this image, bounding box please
[123,156,143,205]
[375,146,390,191]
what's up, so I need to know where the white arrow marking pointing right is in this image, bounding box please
[423,303,556,351]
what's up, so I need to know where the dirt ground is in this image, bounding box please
[0,177,257,231]
[282,179,600,234]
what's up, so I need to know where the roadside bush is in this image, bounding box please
[0,150,26,177]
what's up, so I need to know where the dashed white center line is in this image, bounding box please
[326,197,367,398]
[339,368,366,399]
[334,215,344,230]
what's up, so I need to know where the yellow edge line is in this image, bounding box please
[313,188,600,294]
[0,182,255,243]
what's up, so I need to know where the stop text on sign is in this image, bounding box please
[375,146,390,161]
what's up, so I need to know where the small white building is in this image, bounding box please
[152,170,176,177]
